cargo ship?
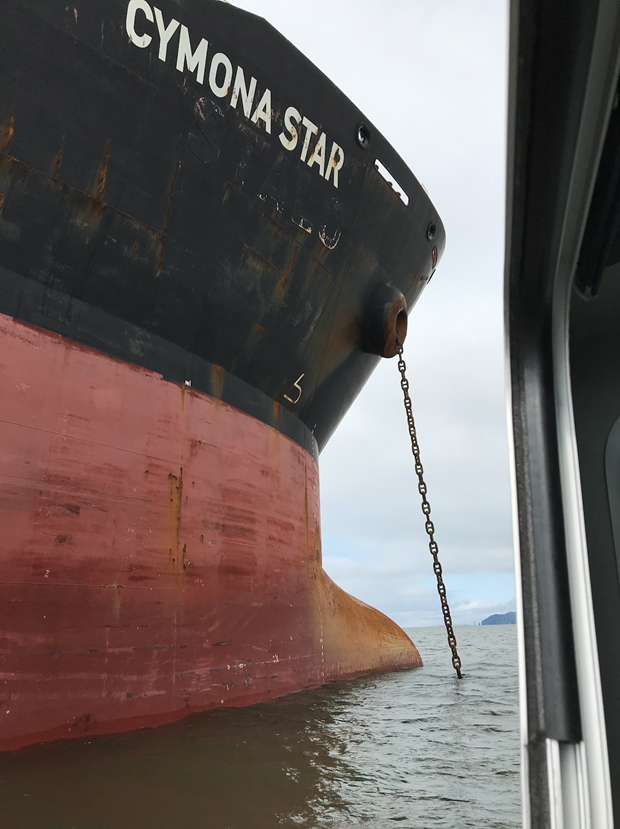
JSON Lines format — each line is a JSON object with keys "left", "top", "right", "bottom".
{"left": 0, "top": 0, "right": 444, "bottom": 750}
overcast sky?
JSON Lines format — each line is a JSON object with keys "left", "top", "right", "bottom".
{"left": 232, "top": 0, "right": 512, "bottom": 627}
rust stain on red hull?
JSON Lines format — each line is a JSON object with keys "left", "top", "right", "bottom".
{"left": 0, "top": 314, "right": 421, "bottom": 752}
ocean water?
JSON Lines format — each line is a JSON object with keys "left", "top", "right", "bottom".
{"left": 0, "top": 625, "right": 520, "bottom": 829}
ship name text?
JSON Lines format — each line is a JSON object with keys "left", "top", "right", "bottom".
{"left": 125, "top": 0, "right": 345, "bottom": 188}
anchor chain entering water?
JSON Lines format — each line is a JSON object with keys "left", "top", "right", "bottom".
{"left": 396, "top": 344, "right": 463, "bottom": 679}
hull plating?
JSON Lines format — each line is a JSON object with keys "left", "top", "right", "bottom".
{"left": 0, "top": 314, "right": 420, "bottom": 751}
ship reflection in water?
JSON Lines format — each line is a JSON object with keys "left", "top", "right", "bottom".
{"left": 0, "top": 627, "right": 519, "bottom": 829}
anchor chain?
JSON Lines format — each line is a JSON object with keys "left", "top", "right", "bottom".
{"left": 396, "top": 344, "right": 463, "bottom": 679}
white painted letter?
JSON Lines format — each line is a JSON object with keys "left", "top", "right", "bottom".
{"left": 209, "top": 53, "right": 233, "bottom": 98}
{"left": 154, "top": 7, "right": 179, "bottom": 62}
{"left": 176, "top": 25, "right": 209, "bottom": 85}
{"left": 308, "top": 131, "right": 327, "bottom": 177}
{"left": 300, "top": 117, "right": 318, "bottom": 163}
{"left": 251, "top": 88, "right": 272, "bottom": 134}
{"left": 325, "top": 142, "right": 344, "bottom": 188}
{"left": 126, "top": 0, "right": 153, "bottom": 48}
{"left": 230, "top": 66, "right": 257, "bottom": 118}
{"left": 279, "top": 106, "right": 301, "bottom": 151}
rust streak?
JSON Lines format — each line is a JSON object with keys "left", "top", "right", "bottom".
{"left": 93, "top": 140, "right": 111, "bottom": 201}
{"left": 256, "top": 206, "right": 295, "bottom": 242}
{"left": 243, "top": 245, "right": 277, "bottom": 273}
{"left": 54, "top": 150, "right": 63, "bottom": 178}
{"left": 167, "top": 469, "right": 183, "bottom": 565}
{"left": 212, "top": 364, "right": 225, "bottom": 399}
{"left": 158, "top": 145, "right": 182, "bottom": 276}
{"left": 276, "top": 249, "right": 298, "bottom": 297}
{"left": 222, "top": 180, "right": 233, "bottom": 203}
{"left": 308, "top": 253, "right": 332, "bottom": 281}
{"left": 0, "top": 111, "right": 14, "bottom": 155}
{"left": 0, "top": 153, "right": 161, "bottom": 240}
{"left": 182, "top": 545, "right": 193, "bottom": 569}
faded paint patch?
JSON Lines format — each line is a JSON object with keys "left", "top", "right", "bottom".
{"left": 189, "top": 438, "right": 202, "bottom": 457}
{"left": 318, "top": 224, "right": 341, "bottom": 250}
{"left": 103, "top": 583, "right": 124, "bottom": 623}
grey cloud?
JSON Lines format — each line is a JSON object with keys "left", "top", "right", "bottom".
{"left": 233, "top": 0, "right": 512, "bottom": 623}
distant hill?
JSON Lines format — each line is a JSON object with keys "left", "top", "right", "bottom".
{"left": 481, "top": 612, "right": 516, "bottom": 626}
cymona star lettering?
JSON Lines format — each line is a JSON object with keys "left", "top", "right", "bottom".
{"left": 125, "top": 0, "right": 345, "bottom": 188}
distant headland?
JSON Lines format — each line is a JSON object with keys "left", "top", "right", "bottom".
{"left": 481, "top": 612, "right": 516, "bottom": 626}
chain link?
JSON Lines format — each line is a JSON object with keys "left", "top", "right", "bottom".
{"left": 396, "top": 344, "right": 463, "bottom": 679}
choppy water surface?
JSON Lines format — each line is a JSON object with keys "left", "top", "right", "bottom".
{"left": 0, "top": 626, "right": 520, "bottom": 828}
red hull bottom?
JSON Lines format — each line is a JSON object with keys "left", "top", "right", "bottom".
{"left": 0, "top": 315, "right": 421, "bottom": 751}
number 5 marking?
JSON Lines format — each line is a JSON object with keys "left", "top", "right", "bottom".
{"left": 284, "top": 374, "right": 305, "bottom": 404}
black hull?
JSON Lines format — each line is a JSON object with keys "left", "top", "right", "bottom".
{"left": 0, "top": 0, "right": 443, "bottom": 450}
